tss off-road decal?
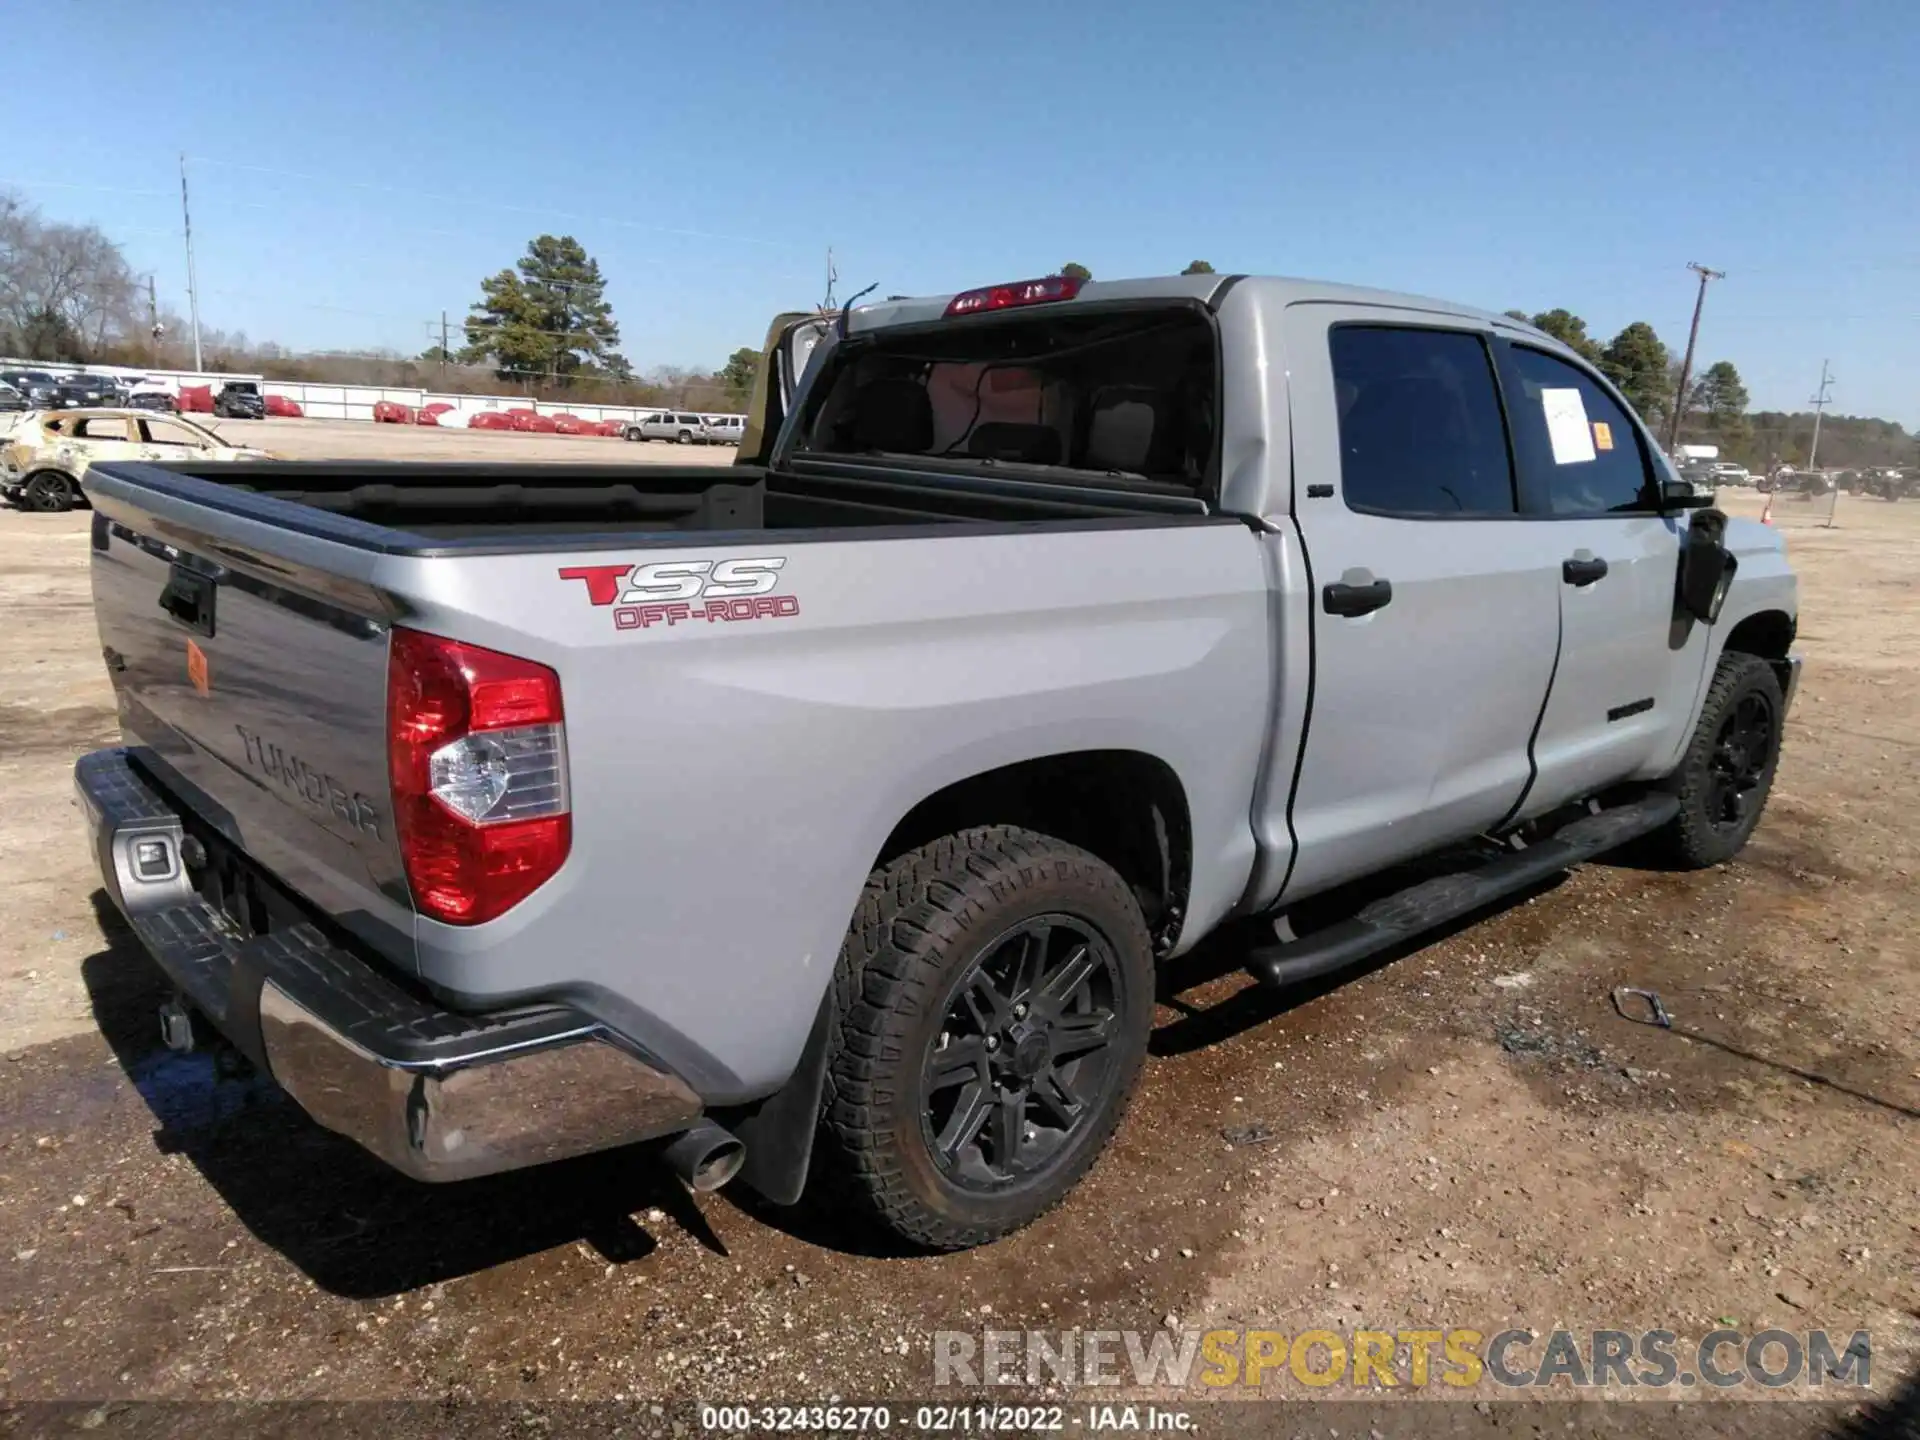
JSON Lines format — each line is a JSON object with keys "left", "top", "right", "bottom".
{"left": 560, "top": 558, "right": 799, "bottom": 631}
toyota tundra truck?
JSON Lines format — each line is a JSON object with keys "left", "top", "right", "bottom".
{"left": 74, "top": 272, "right": 1800, "bottom": 1251}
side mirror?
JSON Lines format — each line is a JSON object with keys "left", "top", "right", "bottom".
{"left": 1662, "top": 477, "right": 1714, "bottom": 510}
{"left": 1679, "top": 508, "right": 1737, "bottom": 623}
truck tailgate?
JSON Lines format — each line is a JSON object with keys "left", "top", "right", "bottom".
{"left": 88, "top": 498, "right": 415, "bottom": 967}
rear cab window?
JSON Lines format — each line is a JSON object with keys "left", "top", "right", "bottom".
{"left": 791, "top": 304, "right": 1218, "bottom": 494}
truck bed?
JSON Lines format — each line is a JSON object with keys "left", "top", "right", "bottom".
{"left": 117, "top": 458, "right": 1206, "bottom": 548}
{"left": 80, "top": 453, "right": 1234, "bottom": 1104}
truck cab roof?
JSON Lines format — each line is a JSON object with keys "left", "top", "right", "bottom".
{"left": 845, "top": 272, "right": 1524, "bottom": 337}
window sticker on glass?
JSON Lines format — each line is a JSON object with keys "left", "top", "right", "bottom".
{"left": 1592, "top": 420, "right": 1614, "bottom": 451}
{"left": 1541, "top": 387, "right": 1597, "bottom": 465}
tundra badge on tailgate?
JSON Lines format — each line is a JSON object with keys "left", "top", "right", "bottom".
{"left": 559, "top": 557, "right": 800, "bottom": 632}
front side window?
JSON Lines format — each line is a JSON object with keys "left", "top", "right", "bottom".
{"left": 1505, "top": 346, "right": 1659, "bottom": 514}
{"left": 1329, "top": 326, "right": 1515, "bottom": 515}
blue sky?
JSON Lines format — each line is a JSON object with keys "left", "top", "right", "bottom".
{"left": 6, "top": 0, "right": 1915, "bottom": 422}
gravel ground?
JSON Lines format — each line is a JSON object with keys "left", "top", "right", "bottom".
{"left": 0, "top": 477, "right": 1913, "bottom": 1434}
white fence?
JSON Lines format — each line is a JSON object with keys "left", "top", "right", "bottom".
{"left": 0, "top": 358, "right": 729, "bottom": 427}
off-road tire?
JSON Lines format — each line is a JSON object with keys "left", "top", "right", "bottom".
{"left": 22, "top": 471, "right": 76, "bottom": 513}
{"left": 1655, "top": 652, "right": 1785, "bottom": 869}
{"left": 816, "top": 826, "right": 1155, "bottom": 1251}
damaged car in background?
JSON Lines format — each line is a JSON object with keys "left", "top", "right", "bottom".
{"left": 2, "top": 409, "right": 272, "bottom": 512}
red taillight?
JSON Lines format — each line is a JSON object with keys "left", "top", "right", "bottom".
{"left": 387, "top": 627, "right": 570, "bottom": 926}
{"left": 944, "top": 274, "right": 1084, "bottom": 318}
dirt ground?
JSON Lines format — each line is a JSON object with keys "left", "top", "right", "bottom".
{"left": 0, "top": 473, "right": 1913, "bottom": 1434}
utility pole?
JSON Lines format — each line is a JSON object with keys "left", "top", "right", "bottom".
{"left": 824, "top": 247, "right": 837, "bottom": 311}
{"left": 1805, "top": 359, "right": 1834, "bottom": 470}
{"left": 179, "top": 154, "right": 204, "bottom": 373}
{"left": 1665, "top": 262, "right": 1724, "bottom": 452}
{"left": 440, "top": 310, "right": 450, "bottom": 385}
{"left": 1804, "top": 359, "right": 1838, "bottom": 531}
{"left": 146, "top": 275, "right": 159, "bottom": 367}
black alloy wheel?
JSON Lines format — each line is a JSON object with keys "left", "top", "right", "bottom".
{"left": 1706, "top": 692, "right": 1775, "bottom": 832}
{"left": 921, "top": 914, "right": 1123, "bottom": 1192}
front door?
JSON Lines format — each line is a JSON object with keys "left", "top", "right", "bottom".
{"left": 1277, "top": 307, "right": 1563, "bottom": 903}
{"left": 1495, "top": 340, "right": 1709, "bottom": 814}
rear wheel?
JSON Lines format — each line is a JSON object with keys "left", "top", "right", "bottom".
{"left": 676, "top": 429, "right": 693, "bottom": 444}
{"left": 816, "top": 826, "right": 1154, "bottom": 1251}
{"left": 1654, "top": 652, "right": 1785, "bottom": 868}
{"left": 22, "top": 471, "right": 76, "bottom": 513}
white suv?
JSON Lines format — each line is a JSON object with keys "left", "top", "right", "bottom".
{"left": 622, "top": 411, "right": 709, "bottom": 444}
{"left": 703, "top": 415, "right": 745, "bottom": 445}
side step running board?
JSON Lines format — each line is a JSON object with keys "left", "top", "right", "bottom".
{"left": 1245, "top": 792, "right": 1680, "bottom": 990}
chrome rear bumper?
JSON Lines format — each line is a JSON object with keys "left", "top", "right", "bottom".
{"left": 76, "top": 746, "right": 703, "bottom": 1182}
{"left": 1782, "top": 652, "right": 1804, "bottom": 717}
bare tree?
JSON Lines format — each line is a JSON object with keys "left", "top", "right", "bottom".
{"left": 0, "top": 189, "right": 142, "bottom": 357}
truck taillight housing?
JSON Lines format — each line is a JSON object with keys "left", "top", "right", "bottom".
{"left": 387, "top": 627, "right": 571, "bottom": 925}
{"left": 944, "top": 274, "right": 1084, "bottom": 317}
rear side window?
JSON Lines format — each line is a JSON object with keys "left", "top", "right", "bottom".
{"left": 1329, "top": 327, "right": 1515, "bottom": 516}
{"left": 1505, "top": 347, "right": 1659, "bottom": 514}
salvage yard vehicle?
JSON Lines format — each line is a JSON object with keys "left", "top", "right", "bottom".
{"left": 212, "top": 381, "right": 266, "bottom": 419}
{"left": 621, "top": 410, "right": 709, "bottom": 443}
{"left": 2, "top": 408, "right": 271, "bottom": 511}
{"left": 1861, "top": 467, "right": 1916, "bottom": 501}
{"left": 73, "top": 272, "right": 1800, "bottom": 1251}
{"left": 125, "top": 389, "right": 180, "bottom": 414}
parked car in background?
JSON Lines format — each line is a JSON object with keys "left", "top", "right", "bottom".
{"left": 64, "top": 373, "right": 129, "bottom": 406}
{"left": 1766, "top": 468, "right": 1832, "bottom": 497}
{"left": 703, "top": 414, "right": 745, "bottom": 445}
{"left": 1708, "top": 463, "right": 1750, "bottom": 487}
{"left": 0, "top": 381, "right": 27, "bottom": 414}
{"left": 621, "top": 410, "right": 709, "bottom": 443}
{"left": 1862, "top": 468, "right": 1916, "bottom": 501}
{"left": 126, "top": 389, "right": 180, "bottom": 414}
{"left": 1, "top": 408, "right": 273, "bottom": 511}
{"left": 213, "top": 381, "right": 266, "bottom": 419}
{"left": 0, "top": 370, "right": 61, "bottom": 408}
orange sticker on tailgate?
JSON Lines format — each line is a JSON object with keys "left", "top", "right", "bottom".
{"left": 186, "top": 639, "right": 209, "bottom": 696}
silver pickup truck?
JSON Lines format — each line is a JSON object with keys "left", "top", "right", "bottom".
{"left": 75, "top": 273, "right": 1799, "bottom": 1251}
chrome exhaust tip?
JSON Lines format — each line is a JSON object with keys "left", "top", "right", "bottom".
{"left": 662, "top": 1120, "right": 746, "bottom": 1192}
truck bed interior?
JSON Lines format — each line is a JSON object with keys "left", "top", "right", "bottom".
{"left": 126, "top": 455, "right": 1209, "bottom": 545}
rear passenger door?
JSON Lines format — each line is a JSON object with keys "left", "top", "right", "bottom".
{"left": 1496, "top": 341, "right": 1708, "bottom": 813}
{"left": 1278, "top": 308, "right": 1563, "bottom": 901}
